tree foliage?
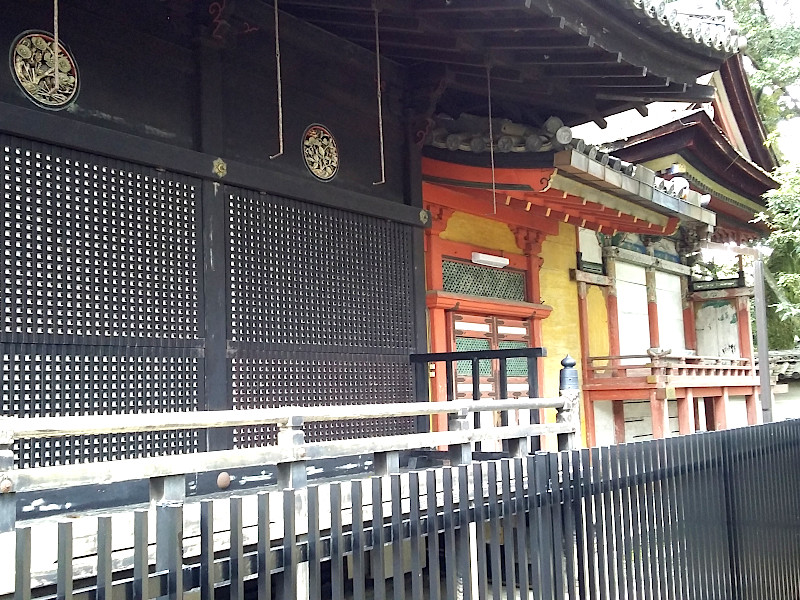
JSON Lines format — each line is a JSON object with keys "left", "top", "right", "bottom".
{"left": 722, "top": 0, "right": 800, "bottom": 129}
{"left": 759, "top": 166, "right": 800, "bottom": 348}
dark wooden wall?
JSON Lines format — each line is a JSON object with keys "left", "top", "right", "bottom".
{"left": 0, "top": 0, "right": 413, "bottom": 206}
{"left": 0, "top": 1, "right": 429, "bottom": 467}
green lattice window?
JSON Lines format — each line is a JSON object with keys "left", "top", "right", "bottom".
{"left": 442, "top": 260, "right": 525, "bottom": 301}
{"left": 499, "top": 340, "right": 528, "bottom": 377}
{"left": 455, "top": 337, "right": 492, "bottom": 376}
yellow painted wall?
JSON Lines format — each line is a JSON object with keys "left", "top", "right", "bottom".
{"left": 586, "top": 286, "right": 609, "bottom": 358}
{"left": 439, "top": 212, "right": 523, "bottom": 254}
{"left": 540, "top": 222, "right": 581, "bottom": 400}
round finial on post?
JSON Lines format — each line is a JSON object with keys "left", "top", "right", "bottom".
{"left": 559, "top": 354, "right": 579, "bottom": 391}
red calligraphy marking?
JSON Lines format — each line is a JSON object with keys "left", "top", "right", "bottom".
{"left": 209, "top": 0, "right": 227, "bottom": 41}
{"left": 242, "top": 22, "right": 260, "bottom": 34}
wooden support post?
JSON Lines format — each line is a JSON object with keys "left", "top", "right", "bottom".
{"left": 714, "top": 389, "right": 729, "bottom": 431}
{"left": 682, "top": 276, "right": 697, "bottom": 351}
{"left": 704, "top": 397, "right": 716, "bottom": 431}
{"left": 277, "top": 416, "right": 307, "bottom": 490}
{"left": 645, "top": 267, "right": 660, "bottom": 348}
{"left": 429, "top": 307, "right": 451, "bottom": 433}
{"left": 374, "top": 451, "right": 400, "bottom": 476}
{"left": 678, "top": 388, "right": 696, "bottom": 435}
{"left": 576, "top": 281, "right": 596, "bottom": 446}
{"left": 150, "top": 475, "right": 186, "bottom": 505}
{"left": 745, "top": 391, "right": 762, "bottom": 426}
{"left": 650, "top": 389, "right": 668, "bottom": 439}
{"left": 612, "top": 401, "right": 626, "bottom": 444}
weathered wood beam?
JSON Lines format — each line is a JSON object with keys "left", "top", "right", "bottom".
{"left": 514, "top": 50, "right": 623, "bottom": 65}
{"left": 451, "top": 15, "right": 566, "bottom": 33}
{"left": 415, "top": 0, "right": 525, "bottom": 14}
{"left": 543, "top": 64, "right": 648, "bottom": 78}
{"left": 484, "top": 34, "right": 596, "bottom": 52}
{"left": 284, "top": 9, "right": 421, "bottom": 32}
{"left": 584, "top": 77, "right": 672, "bottom": 88}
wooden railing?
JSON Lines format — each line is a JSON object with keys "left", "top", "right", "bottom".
{"left": 0, "top": 377, "right": 581, "bottom": 534}
{"left": 586, "top": 354, "right": 755, "bottom": 381}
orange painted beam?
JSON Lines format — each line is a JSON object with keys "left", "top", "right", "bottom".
{"left": 713, "top": 389, "right": 729, "bottom": 430}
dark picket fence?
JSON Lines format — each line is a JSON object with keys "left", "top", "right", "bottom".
{"left": 6, "top": 419, "right": 800, "bottom": 600}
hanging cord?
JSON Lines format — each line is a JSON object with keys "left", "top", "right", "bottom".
{"left": 269, "top": 0, "right": 284, "bottom": 159}
{"left": 53, "top": 0, "right": 59, "bottom": 91}
{"left": 486, "top": 63, "right": 497, "bottom": 214}
{"left": 372, "top": 4, "right": 386, "bottom": 185}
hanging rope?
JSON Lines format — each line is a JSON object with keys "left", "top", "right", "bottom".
{"left": 53, "top": 0, "right": 59, "bottom": 91}
{"left": 486, "top": 63, "right": 497, "bottom": 214}
{"left": 372, "top": 4, "right": 386, "bottom": 185}
{"left": 269, "top": 0, "right": 284, "bottom": 159}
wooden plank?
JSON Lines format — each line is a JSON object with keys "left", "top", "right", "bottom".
{"left": 9, "top": 423, "right": 575, "bottom": 494}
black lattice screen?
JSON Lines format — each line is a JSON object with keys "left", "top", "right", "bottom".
{"left": 1, "top": 135, "right": 203, "bottom": 467}
{"left": 228, "top": 188, "right": 416, "bottom": 445}
{"left": 1, "top": 134, "right": 419, "bottom": 467}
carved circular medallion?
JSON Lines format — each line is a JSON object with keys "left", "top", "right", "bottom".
{"left": 302, "top": 124, "right": 339, "bottom": 181}
{"left": 10, "top": 31, "right": 79, "bottom": 110}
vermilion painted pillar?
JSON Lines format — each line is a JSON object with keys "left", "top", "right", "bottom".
{"left": 576, "top": 281, "right": 597, "bottom": 446}
{"left": 713, "top": 388, "right": 729, "bottom": 431}
{"left": 678, "top": 388, "right": 696, "bottom": 434}
{"left": 682, "top": 277, "right": 697, "bottom": 351}
{"left": 604, "top": 258, "right": 625, "bottom": 444}
{"left": 645, "top": 267, "right": 659, "bottom": 348}
{"left": 650, "top": 389, "right": 668, "bottom": 439}
{"left": 735, "top": 295, "right": 763, "bottom": 425}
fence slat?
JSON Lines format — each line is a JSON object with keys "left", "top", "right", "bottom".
{"left": 308, "top": 486, "right": 322, "bottom": 599}
{"left": 257, "top": 492, "right": 272, "bottom": 600}
{"left": 96, "top": 516, "right": 113, "bottom": 600}
{"left": 390, "top": 474, "right": 406, "bottom": 600}
{"left": 371, "top": 477, "right": 387, "bottom": 600}
{"left": 513, "top": 458, "right": 530, "bottom": 600}
{"left": 548, "top": 453, "right": 565, "bottom": 600}
{"left": 426, "top": 469, "right": 442, "bottom": 600}
{"left": 156, "top": 503, "right": 183, "bottom": 600}
{"left": 456, "top": 464, "right": 473, "bottom": 600}
{"left": 230, "top": 496, "right": 244, "bottom": 600}
{"left": 500, "top": 460, "right": 516, "bottom": 600}
{"left": 200, "top": 500, "right": 214, "bottom": 600}
{"left": 442, "top": 468, "right": 458, "bottom": 600}
{"left": 330, "top": 483, "right": 345, "bottom": 600}
{"left": 15, "top": 526, "right": 31, "bottom": 600}
{"left": 282, "top": 490, "right": 297, "bottom": 600}
{"left": 133, "top": 509, "right": 149, "bottom": 600}
{"left": 473, "top": 462, "right": 489, "bottom": 600}
{"left": 351, "top": 479, "right": 366, "bottom": 600}
{"left": 409, "top": 472, "right": 424, "bottom": 600}
{"left": 57, "top": 521, "right": 73, "bottom": 600}
{"left": 486, "top": 462, "right": 503, "bottom": 600}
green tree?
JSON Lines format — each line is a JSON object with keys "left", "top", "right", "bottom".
{"left": 759, "top": 166, "right": 800, "bottom": 348}
{"left": 722, "top": 0, "right": 800, "bottom": 129}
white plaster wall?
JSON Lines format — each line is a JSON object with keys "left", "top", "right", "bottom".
{"left": 578, "top": 228, "right": 603, "bottom": 264}
{"left": 622, "top": 399, "right": 679, "bottom": 442}
{"left": 655, "top": 271, "right": 686, "bottom": 354}
{"left": 616, "top": 262, "right": 649, "bottom": 356}
{"left": 773, "top": 382, "right": 800, "bottom": 421}
{"left": 728, "top": 395, "right": 749, "bottom": 428}
{"left": 593, "top": 400, "right": 616, "bottom": 446}
{"left": 695, "top": 299, "right": 740, "bottom": 357}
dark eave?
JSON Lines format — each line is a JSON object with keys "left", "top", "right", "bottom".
{"left": 277, "top": 0, "right": 737, "bottom": 125}
{"left": 719, "top": 54, "right": 778, "bottom": 172}
{"left": 604, "top": 111, "right": 776, "bottom": 201}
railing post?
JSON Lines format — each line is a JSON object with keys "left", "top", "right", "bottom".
{"left": 150, "top": 475, "right": 186, "bottom": 504}
{"left": 277, "top": 416, "right": 310, "bottom": 600}
{"left": 0, "top": 421, "right": 15, "bottom": 533}
{"left": 449, "top": 407, "right": 473, "bottom": 466}
{"left": 557, "top": 355, "right": 581, "bottom": 451}
{"left": 277, "top": 415, "right": 307, "bottom": 490}
{"left": 374, "top": 450, "right": 400, "bottom": 475}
